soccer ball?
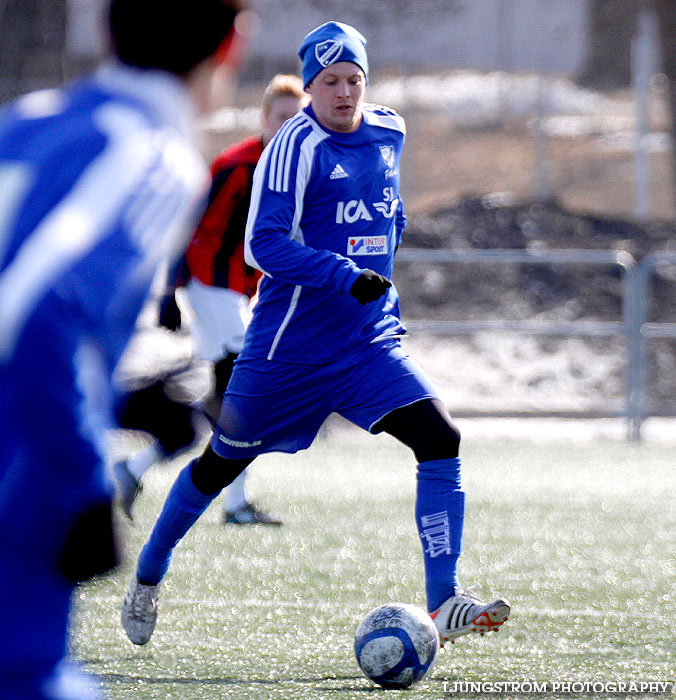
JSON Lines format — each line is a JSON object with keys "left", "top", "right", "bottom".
{"left": 354, "top": 602, "right": 440, "bottom": 689}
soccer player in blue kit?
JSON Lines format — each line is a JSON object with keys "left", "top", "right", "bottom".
{"left": 122, "top": 21, "right": 511, "bottom": 649}
{"left": 0, "top": 1, "right": 246, "bottom": 698}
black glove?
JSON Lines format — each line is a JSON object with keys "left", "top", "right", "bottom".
{"left": 58, "top": 499, "right": 121, "bottom": 583}
{"left": 116, "top": 380, "right": 196, "bottom": 457}
{"left": 350, "top": 270, "right": 392, "bottom": 305}
{"left": 158, "top": 292, "right": 182, "bottom": 331}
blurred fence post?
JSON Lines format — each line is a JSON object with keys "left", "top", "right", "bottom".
{"left": 66, "top": 0, "right": 106, "bottom": 58}
{"left": 534, "top": 74, "right": 553, "bottom": 201}
{"left": 631, "top": 251, "right": 676, "bottom": 440}
{"left": 632, "top": 2, "right": 658, "bottom": 220}
{"left": 394, "top": 248, "right": 641, "bottom": 439}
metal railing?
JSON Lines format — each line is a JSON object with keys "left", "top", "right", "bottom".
{"left": 631, "top": 251, "right": 676, "bottom": 440}
{"left": 394, "top": 248, "right": 646, "bottom": 440}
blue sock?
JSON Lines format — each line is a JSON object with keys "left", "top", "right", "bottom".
{"left": 137, "top": 461, "right": 219, "bottom": 585}
{"left": 415, "top": 457, "right": 465, "bottom": 612}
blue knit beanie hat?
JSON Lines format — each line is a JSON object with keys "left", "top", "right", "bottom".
{"left": 298, "top": 21, "right": 368, "bottom": 88}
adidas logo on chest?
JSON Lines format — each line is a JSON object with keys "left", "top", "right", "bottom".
{"left": 330, "top": 163, "right": 349, "bottom": 180}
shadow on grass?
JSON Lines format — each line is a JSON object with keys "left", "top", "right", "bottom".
{"left": 96, "top": 671, "right": 460, "bottom": 694}
{"left": 98, "top": 672, "right": 365, "bottom": 686}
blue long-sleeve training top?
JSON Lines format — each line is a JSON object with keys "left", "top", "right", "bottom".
{"left": 243, "top": 101, "right": 408, "bottom": 363}
{"left": 0, "top": 60, "right": 207, "bottom": 511}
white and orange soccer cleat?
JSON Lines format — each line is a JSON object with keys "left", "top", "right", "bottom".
{"left": 430, "top": 586, "right": 510, "bottom": 646}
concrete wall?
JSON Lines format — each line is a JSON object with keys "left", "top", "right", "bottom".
{"left": 247, "top": 0, "right": 589, "bottom": 77}
{"left": 61, "top": 0, "right": 591, "bottom": 84}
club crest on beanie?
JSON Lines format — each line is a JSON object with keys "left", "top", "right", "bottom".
{"left": 298, "top": 21, "right": 368, "bottom": 88}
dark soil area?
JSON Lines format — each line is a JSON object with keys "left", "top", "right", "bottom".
{"left": 396, "top": 196, "right": 676, "bottom": 406}
{"left": 401, "top": 195, "right": 676, "bottom": 322}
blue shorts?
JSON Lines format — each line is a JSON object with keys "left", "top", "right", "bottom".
{"left": 211, "top": 340, "right": 440, "bottom": 459}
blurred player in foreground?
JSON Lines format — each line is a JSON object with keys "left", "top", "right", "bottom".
{"left": 114, "top": 74, "right": 307, "bottom": 525}
{"left": 122, "top": 21, "right": 510, "bottom": 650}
{"left": 0, "top": 0, "right": 246, "bottom": 697}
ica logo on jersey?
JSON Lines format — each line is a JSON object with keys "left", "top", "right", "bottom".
{"left": 335, "top": 199, "right": 373, "bottom": 224}
{"left": 336, "top": 188, "right": 399, "bottom": 224}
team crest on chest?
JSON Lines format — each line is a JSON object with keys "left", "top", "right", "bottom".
{"left": 315, "top": 40, "right": 343, "bottom": 67}
{"left": 379, "top": 145, "right": 397, "bottom": 178}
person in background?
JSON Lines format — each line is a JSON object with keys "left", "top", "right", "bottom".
{"left": 121, "top": 20, "right": 510, "bottom": 653}
{"left": 114, "top": 73, "right": 307, "bottom": 525}
{"left": 0, "top": 0, "right": 246, "bottom": 697}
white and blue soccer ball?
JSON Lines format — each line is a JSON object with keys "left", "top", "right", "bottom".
{"left": 354, "top": 602, "right": 440, "bottom": 689}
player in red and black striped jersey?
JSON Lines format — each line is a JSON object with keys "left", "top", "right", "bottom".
{"left": 186, "top": 135, "right": 263, "bottom": 296}
{"left": 114, "top": 74, "right": 306, "bottom": 524}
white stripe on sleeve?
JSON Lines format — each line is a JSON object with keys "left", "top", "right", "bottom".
{"left": 0, "top": 103, "right": 180, "bottom": 361}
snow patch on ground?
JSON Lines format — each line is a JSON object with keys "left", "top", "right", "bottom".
{"left": 118, "top": 302, "right": 676, "bottom": 445}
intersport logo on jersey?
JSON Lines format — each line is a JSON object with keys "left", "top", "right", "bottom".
{"left": 347, "top": 236, "right": 389, "bottom": 255}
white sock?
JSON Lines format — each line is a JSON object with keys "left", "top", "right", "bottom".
{"left": 126, "top": 442, "right": 163, "bottom": 481}
{"left": 224, "top": 469, "right": 248, "bottom": 512}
